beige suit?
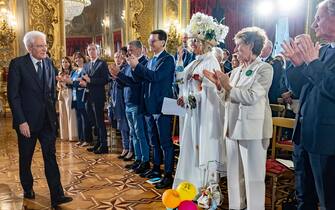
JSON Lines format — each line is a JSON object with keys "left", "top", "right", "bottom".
{"left": 219, "top": 58, "right": 273, "bottom": 210}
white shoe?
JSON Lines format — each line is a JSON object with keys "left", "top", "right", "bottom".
{"left": 75, "top": 142, "right": 82, "bottom": 146}
{"left": 80, "top": 142, "right": 89, "bottom": 147}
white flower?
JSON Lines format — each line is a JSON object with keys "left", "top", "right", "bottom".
{"left": 186, "top": 12, "right": 229, "bottom": 46}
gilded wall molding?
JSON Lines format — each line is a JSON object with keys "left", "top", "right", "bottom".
{"left": 28, "top": 0, "right": 64, "bottom": 66}
{"left": 126, "top": 0, "right": 154, "bottom": 47}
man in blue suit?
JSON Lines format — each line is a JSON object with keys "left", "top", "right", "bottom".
{"left": 80, "top": 43, "right": 109, "bottom": 154}
{"left": 282, "top": 1, "right": 335, "bottom": 209}
{"left": 7, "top": 31, "right": 72, "bottom": 207}
{"left": 127, "top": 30, "right": 175, "bottom": 189}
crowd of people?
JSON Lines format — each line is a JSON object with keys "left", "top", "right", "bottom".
{"left": 7, "top": 0, "right": 335, "bottom": 209}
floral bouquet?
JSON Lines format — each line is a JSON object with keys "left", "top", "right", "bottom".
{"left": 186, "top": 12, "right": 229, "bottom": 46}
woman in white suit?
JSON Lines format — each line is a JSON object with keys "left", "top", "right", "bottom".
{"left": 204, "top": 27, "right": 273, "bottom": 210}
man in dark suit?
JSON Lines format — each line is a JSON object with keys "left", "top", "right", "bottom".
{"left": 174, "top": 33, "right": 195, "bottom": 68}
{"left": 80, "top": 43, "right": 109, "bottom": 154}
{"left": 282, "top": 1, "right": 335, "bottom": 209}
{"left": 260, "top": 40, "right": 284, "bottom": 104}
{"left": 127, "top": 30, "right": 175, "bottom": 189}
{"left": 7, "top": 31, "right": 72, "bottom": 208}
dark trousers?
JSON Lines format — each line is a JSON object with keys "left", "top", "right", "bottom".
{"left": 17, "top": 122, "right": 64, "bottom": 201}
{"left": 75, "top": 106, "right": 90, "bottom": 142}
{"left": 86, "top": 100, "right": 107, "bottom": 147}
{"left": 145, "top": 114, "right": 174, "bottom": 174}
{"left": 293, "top": 143, "right": 335, "bottom": 210}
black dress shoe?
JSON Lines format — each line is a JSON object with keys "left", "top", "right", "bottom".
{"left": 87, "top": 145, "right": 100, "bottom": 152}
{"left": 140, "top": 169, "right": 161, "bottom": 178}
{"left": 155, "top": 176, "right": 173, "bottom": 189}
{"left": 23, "top": 190, "right": 35, "bottom": 199}
{"left": 125, "top": 160, "right": 141, "bottom": 169}
{"left": 51, "top": 196, "right": 73, "bottom": 207}
{"left": 94, "top": 146, "right": 109, "bottom": 154}
{"left": 117, "top": 151, "right": 128, "bottom": 159}
{"left": 134, "top": 161, "right": 150, "bottom": 174}
{"left": 123, "top": 153, "right": 134, "bottom": 161}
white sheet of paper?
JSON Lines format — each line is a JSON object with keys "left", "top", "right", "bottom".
{"left": 161, "top": 97, "right": 186, "bottom": 116}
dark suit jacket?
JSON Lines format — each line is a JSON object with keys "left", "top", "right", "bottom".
{"left": 7, "top": 54, "right": 57, "bottom": 132}
{"left": 133, "top": 50, "right": 175, "bottom": 114}
{"left": 174, "top": 48, "right": 195, "bottom": 68}
{"left": 82, "top": 58, "right": 109, "bottom": 103}
{"left": 222, "top": 60, "right": 232, "bottom": 73}
{"left": 287, "top": 45, "right": 335, "bottom": 155}
{"left": 116, "top": 56, "right": 148, "bottom": 113}
{"left": 266, "top": 56, "right": 285, "bottom": 104}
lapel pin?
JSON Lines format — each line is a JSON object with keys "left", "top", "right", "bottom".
{"left": 245, "top": 70, "right": 253, "bottom": 76}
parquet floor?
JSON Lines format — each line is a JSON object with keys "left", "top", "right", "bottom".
{"left": 0, "top": 117, "right": 168, "bottom": 210}
{"left": 0, "top": 115, "right": 293, "bottom": 210}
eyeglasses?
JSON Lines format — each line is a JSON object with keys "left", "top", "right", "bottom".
{"left": 148, "top": 39, "right": 160, "bottom": 44}
{"left": 33, "top": 44, "right": 48, "bottom": 49}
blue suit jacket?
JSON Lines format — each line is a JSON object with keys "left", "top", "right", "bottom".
{"left": 7, "top": 54, "right": 57, "bottom": 132}
{"left": 287, "top": 45, "right": 335, "bottom": 155}
{"left": 133, "top": 50, "right": 175, "bottom": 114}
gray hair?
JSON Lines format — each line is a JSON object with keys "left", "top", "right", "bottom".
{"left": 87, "top": 43, "right": 101, "bottom": 55}
{"left": 319, "top": 0, "right": 335, "bottom": 16}
{"left": 265, "top": 40, "right": 273, "bottom": 49}
{"left": 128, "top": 40, "right": 143, "bottom": 49}
{"left": 23, "top": 31, "right": 46, "bottom": 51}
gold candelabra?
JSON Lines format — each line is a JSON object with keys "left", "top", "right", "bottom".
{"left": 166, "top": 23, "right": 181, "bottom": 55}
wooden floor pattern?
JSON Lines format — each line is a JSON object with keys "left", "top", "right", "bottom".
{"left": 0, "top": 117, "right": 168, "bottom": 210}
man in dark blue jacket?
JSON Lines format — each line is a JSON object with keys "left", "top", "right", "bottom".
{"left": 127, "top": 30, "right": 175, "bottom": 189}
{"left": 80, "top": 43, "right": 109, "bottom": 154}
{"left": 282, "top": 1, "right": 335, "bottom": 209}
{"left": 7, "top": 31, "right": 72, "bottom": 207}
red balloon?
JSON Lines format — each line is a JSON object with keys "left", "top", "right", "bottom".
{"left": 179, "top": 200, "right": 198, "bottom": 210}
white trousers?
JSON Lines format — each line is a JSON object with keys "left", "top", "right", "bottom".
{"left": 226, "top": 138, "right": 269, "bottom": 210}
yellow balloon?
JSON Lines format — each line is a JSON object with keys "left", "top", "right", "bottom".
{"left": 176, "top": 181, "right": 197, "bottom": 201}
{"left": 162, "top": 189, "right": 181, "bottom": 208}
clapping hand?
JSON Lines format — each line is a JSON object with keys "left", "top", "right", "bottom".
{"left": 295, "top": 34, "right": 320, "bottom": 64}
{"left": 79, "top": 78, "right": 87, "bottom": 87}
{"left": 82, "top": 74, "right": 91, "bottom": 83}
{"left": 215, "top": 70, "right": 231, "bottom": 91}
{"left": 177, "top": 46, "right": 184, "bottom": 62}
{"left": 109, "top": 63, "right": 120, "bottom": 78}
{"left": 126, "top": 54, "right": 139, "bottom": 69}
{"left": 281, "top": 38, "right": 304, "bottom": 67}
{"left": 203, "top": 69, "right": 221, "bottom": 90}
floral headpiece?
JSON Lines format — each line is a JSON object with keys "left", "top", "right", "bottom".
{"left": 186, "top": 12, "right": 229, "bottom": 46}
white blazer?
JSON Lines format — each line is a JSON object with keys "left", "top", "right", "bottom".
{"left": 221, "top": 58, "right": 273, "bottom": 140}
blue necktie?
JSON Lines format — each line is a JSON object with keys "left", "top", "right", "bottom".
{"left": 150, "top": 57, "right": 157, "bottom": 70}
{"left": 36, "top": 61, "right": 43, "bottom": 81}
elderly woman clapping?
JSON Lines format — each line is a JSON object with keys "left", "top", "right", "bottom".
{"left": 204, "top": 27, "right": 273, "bottom": 210}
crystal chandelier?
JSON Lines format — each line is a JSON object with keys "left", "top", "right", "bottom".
{"left": 64, "top": 0, "right": 91, "bottom": 25}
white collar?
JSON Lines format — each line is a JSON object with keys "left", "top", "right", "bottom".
{"left": 330, "top": 43, "right": 335, "bottom": 48}
{"left": 30, "top": 54, "right": 42, "bottom": 65}
{"left": 153, "top": 50, "right": 164, "bottom": 58}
